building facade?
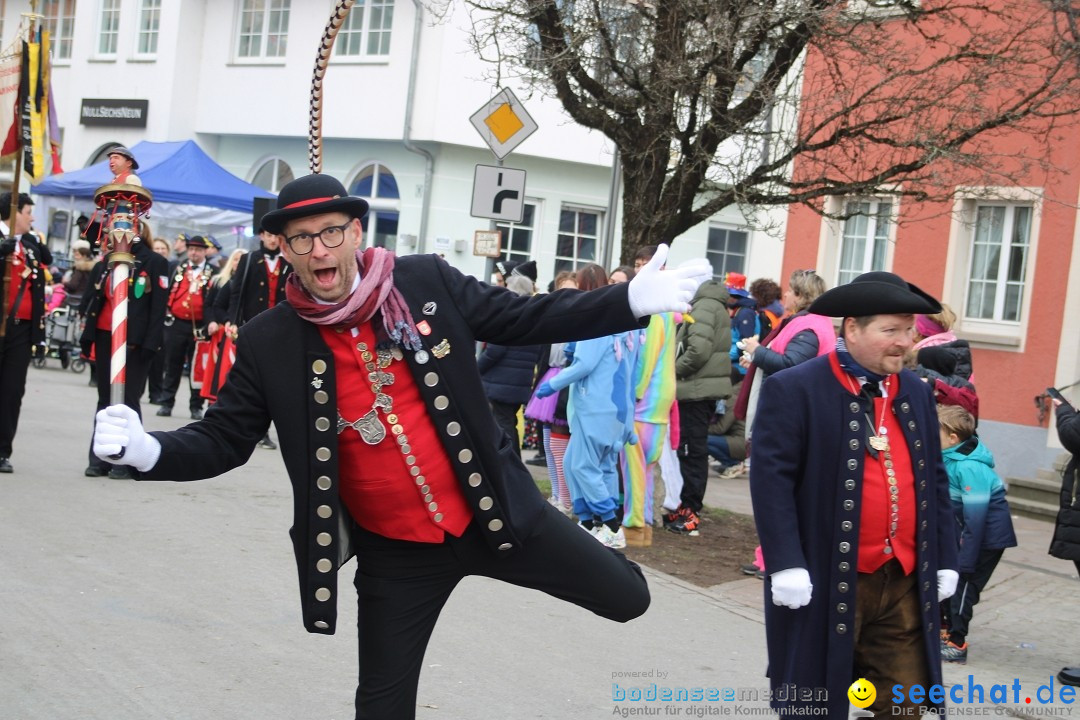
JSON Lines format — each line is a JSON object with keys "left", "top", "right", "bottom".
{"left": 18, "top": 0, "right": 786, "bottom": 291}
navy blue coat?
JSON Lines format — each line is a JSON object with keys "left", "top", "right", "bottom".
{"left": 478, "top": 342, "right": 542, "bottom": 404}
{"left": 750, "top": 355, "right": 958, "bottom": 717}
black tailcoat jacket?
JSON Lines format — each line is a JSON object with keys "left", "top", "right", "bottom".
{"left": 750, "top": 355, "right": 958, "bottom": 718}
{"left": 0, "top": 231, "right": 52, "bottom": 348}
{"left": 227, "top": 249, "right": 291, "bottom": 326}
{"left": 80, "top": 242, "right": 170, "bottom": 353}
{"left": 140, "top": 254, "right": 646, "bottom": 634}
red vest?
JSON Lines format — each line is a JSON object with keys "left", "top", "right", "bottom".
{"left": 5, "top": 243, "right": 33, "bottom": 321}
{"left": 96, "top": 272, "right": 116, "bottom": 331}
{"left": 169, "top": 265, "right": 206, "bottom": 321}
{"left": 320, "top": 323, "right": 472, "bottom": 543}
{"left": 828, "top": 354, "right": 917, "bottom": 574}
{"left": 265, "top": 258, "right": 281, "bottom": 309}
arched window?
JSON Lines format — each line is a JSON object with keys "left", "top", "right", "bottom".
{"left": 251, "top": 157, "right": 295, "bottom": 194}
{"left": 349, "top": 162, "right": 400, "bottom": 250}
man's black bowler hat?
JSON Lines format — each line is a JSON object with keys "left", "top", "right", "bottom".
{"left": 108, "top": 145, "right": 139, "bottom": 170}
{"left": 808, "top": 271, "right": 941, "bottom": 318}
{"left": 185, "top": 235, "right": 212, "bottom": 249}
{"left": 260, "top": 174, "right": 369, "bottom": 235}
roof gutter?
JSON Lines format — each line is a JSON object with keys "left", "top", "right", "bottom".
{"left": 403, "top": 0, "right": 435, "bottom": 255}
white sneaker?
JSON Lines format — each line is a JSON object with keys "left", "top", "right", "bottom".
{"left": 547, "top": 496, "right": 561, "bottom": 508}
{"left": 720, "top": 462, "right": 748, "bottom": 479}
{"left": 594, "top": 525, "right": 627, "bottom": 549}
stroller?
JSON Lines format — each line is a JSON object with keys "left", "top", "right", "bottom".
{"left": 32, "top": 294, "right": 87, "bottom": 373}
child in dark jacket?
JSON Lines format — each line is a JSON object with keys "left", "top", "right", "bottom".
{"left": 937, "top": 404, "right": 1018, "bottom": 664}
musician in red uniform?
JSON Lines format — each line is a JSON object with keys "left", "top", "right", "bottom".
{"left": 0, "top": 192, "right": 49, "bottom": 474}
{"left": 80, "top": 227, "right": 168, "bottom": 478}
{"left": 224, "top": 220, "right": 291, "bottom": 449}
{"left": 156, "top": 235, "right": 215, "bottom": 420}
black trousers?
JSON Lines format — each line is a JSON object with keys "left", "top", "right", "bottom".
{"left": 350, "top": 504, "right": 650, "bottom": 719}
{"left": 0, "top": 319, "right": 32, "bottom": 458}
{"left": 489, "top": 400, "right": 522, "bottom": 452}
{"left": 677, "top": 398, "right": 714, "bottom": 512}
{"left": 87, "top": 331, "right": 154, "bottom": 471}
{"left": 942, "top": 548, "right": 1004, "bottom": 644}
{"left": 159, "top": 321, "right": 203, "bottom": 412}
{"left": 146, "top": 344, "right": 165, "bottom": 401}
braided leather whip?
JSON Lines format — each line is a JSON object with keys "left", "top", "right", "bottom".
{"left": 309, "top": 0, "right": 357, "bottom": 174}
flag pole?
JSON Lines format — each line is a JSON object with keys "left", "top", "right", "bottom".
{"left": 0, "top": 1, "right": 37, "bottom": 340}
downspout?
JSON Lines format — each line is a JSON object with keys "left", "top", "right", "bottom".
{"left": 403, "top": 0, "right": 435, "bottom": 255}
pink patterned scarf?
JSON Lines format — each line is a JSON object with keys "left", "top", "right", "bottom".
{"left": 285, "top": 247, "right": 423, "bottom": 350}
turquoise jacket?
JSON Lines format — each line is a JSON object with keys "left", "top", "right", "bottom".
{"left": 942, "top": 437, "right": 1018, "bottom": 572}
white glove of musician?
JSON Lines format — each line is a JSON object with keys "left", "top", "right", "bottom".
{"left": 937, "top": 569, "right": 959, "bottom": 602}
{"left": 770, "top": 567, "right": 813, "bottom": 609}
{"left": 93, "top": 404, "right": 162, "bottom": 473}
{"left": 626, "top": 244, "right": 713, "bottom": 317}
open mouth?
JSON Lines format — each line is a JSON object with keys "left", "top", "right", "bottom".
{"left": 313, "top": 267, "right": 337, "bottom": 286}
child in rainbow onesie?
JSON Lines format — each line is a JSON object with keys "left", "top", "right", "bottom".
{"left": 538, "top": 330, "right": 639, "bottom": 548}
{"left": 619, "top": 312, "right": 678, "bottom": 546}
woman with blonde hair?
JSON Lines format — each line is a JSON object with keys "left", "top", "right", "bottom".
{"left": 913, "top": 302, "right": 974, "bottom": 383}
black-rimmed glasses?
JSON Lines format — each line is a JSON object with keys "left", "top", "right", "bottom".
{"left": 283, "top": 220, "right": 352, "bottom": 255}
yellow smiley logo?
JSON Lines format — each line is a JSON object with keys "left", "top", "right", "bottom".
{"left": 848, "top": 678, "right": 876, "bottom": 709}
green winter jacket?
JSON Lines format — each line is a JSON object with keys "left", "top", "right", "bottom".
{"left": 675, "top": 279, "right": 732, "bottom": 401}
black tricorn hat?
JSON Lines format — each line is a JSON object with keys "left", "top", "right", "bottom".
{"left": 496, "top": 259, "right": 538, "bottom": 282}
{"left": 260, "top": 173, "right": 369, "bottom": 235}
{"left": 108, "top": 145, "right": 139, "bottom": 170}
{"left": 807, "top": 271, "right": 941, "bottom": 318}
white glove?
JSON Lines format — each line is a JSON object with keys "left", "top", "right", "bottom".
{"left": 770, "top": 567, "right": 813, "bottom": 609}
{"left": 626, "top": 244, "right": 713, "bottom": 317}
{"left": 93, "top": 404, "right": 162, "bottom": 473}
{"left": 937, "top": 569, "right": 959, "bottom": 602}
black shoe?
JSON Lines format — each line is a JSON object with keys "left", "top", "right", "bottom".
{"left": 1059, "top": 668, "right": 1080, "bottom": 687}
{"left": 0, "top": 457, "right": 12, "bottom": 473}
{"left": 108, "top": 466, "right": 133, "bottom": 480}
{"left": 525, "top": 455, "right": 547, "bottom": 467}
{"left": 147, "top": 396, "right": 164, "bottom": 406}
{"left": 156, "top": 406, "right": 172, "bottom": 417}
{"left": 741, "top": 563, "right": 762, "bottom": 576}
{"left": 258, "top": 435, "right": 277, "bottom": 450}
{"left": 190, "top": 409, "right": 203, "bottom": 420}
{"left": 84, "top": 465, "right": 109, "bottom": 477}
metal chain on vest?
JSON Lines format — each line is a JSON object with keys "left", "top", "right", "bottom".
{"left": 308, "top": 0, "right": 357, "bottom": 174}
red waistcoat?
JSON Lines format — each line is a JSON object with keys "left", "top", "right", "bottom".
{"left": 320, "top": 323, "right": 472, "bottom": 542}
{"left": 828, "top": 355, "right": 917, "bottom": 574}
{"left": 5, "top": 243, "right": 33, "bottom": 321}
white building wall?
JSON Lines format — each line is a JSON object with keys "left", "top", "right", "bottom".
{"left": 23, "top": 0, "right": 786, "bottom": 287}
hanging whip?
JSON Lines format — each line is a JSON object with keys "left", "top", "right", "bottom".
{"left": 308, "top": 0, "right": 357, "bottom": 174}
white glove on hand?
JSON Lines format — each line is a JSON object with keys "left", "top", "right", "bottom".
{"left": 937, "top": 569, "right": 959, "bottom": 602}
{"left": 770, "top": 567, "right": 813, "bottom": 609}
{"left": 93, "top": 404, "right": 162, "bottom": 473}
{"left": 626, "top": 244, "right": 713, "bottom": 318}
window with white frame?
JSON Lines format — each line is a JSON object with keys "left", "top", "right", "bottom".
{"left": 97, "top": 0, "right": 120, "bottom": 57}
{"left": 251, "top": 157, "right": 294, "bottom": 194}
{"left": 706, "top": 225, "right": 748, "bottom": 278}
{"left": 350, "top": 163, "right": 400, "bottom": 251}
{"left": 135, "top": 0, "right": 161, "bottom": 56}
{"left": 837, "top": 198, "right": 892, "bottom": 286}
{"left": 43, "top": 0, "right": 77, "bottom": 61}
{"left": 965, "top": 204, "right": 1031, "bottom": 323}
{"left": 554, "top": 206, "right": 602, "bottom": 275}
{"left": 335, "top": 0, "right": 394, "bottom": 58}
{"left": 237, "top": 0, "right": 290, "bottom": 60}
{"left": 495, "top": 202, "right": 537, "bottom": 267}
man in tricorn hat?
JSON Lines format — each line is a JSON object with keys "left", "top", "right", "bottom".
{"left": 92, "top": 172, "right": 712, "bottom": 718}
{"left": 749, "top": 271, "right": 959, "bottom": 718}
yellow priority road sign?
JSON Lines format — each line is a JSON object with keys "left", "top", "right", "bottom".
{"left": 469, "top": 87, "right": 538, "bottom": 160}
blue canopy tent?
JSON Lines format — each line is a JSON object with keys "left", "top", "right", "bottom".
{"left": 31, "top": 140, "right": 275, "bottom": 252}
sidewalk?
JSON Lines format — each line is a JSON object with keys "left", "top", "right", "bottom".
{"left": 1, "top": 365, "right": 1077, "bottom": 719}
